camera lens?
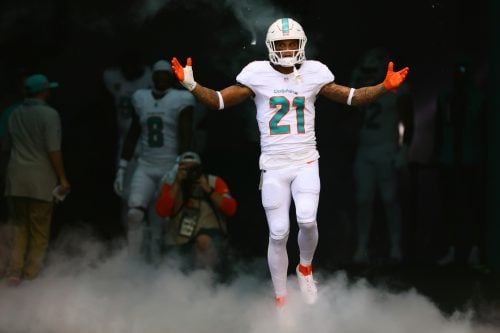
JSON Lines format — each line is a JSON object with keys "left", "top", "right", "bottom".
{"left": 186, "top": 165, "right": 202, "bottom": 181}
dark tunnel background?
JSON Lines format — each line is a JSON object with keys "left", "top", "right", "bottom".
{"left": 0, "top": 0, "right": 499, "bottom": 314}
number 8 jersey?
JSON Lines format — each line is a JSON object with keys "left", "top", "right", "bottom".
{"left": 131, "top": 88, "right": 196, "bottom": 166}
{"left": 236, "top": 60, "right": 334, "bottom": 170}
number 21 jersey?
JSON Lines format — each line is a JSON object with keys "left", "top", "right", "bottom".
{"left": 236, "top": 60, "right": 334, "bottom": 169}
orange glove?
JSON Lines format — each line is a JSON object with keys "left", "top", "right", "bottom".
{"left": 383, "top": 61, "right": 409, "bottom": 93}
{"left": 171, "top": 57, "right": 197, "bottom": 91}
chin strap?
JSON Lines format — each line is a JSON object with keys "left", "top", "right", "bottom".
{"left": 293, "top": 65, "right": 302, "bottom": 82}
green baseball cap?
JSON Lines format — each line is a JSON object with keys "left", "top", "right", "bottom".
{"left": 24, "top": 74, "right": 59, "bottom": 94}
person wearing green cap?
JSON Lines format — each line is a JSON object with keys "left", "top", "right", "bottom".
{"left": 4, "top": 73, "right": 70, "bottom": 286}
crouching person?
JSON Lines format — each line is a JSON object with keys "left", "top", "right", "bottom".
{"left": 155, "top": 151, "right": 237, "bottom": 270}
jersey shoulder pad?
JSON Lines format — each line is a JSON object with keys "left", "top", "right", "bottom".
{"left": 236, "top": 61, "right": 269, "bottom": 87}
{"left": 169, "top": 88, "right": 196, "bottom": 108}
{"left": 302, "top": 60, "right": 335, "bottom": 83}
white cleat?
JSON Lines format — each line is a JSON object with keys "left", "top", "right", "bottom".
{"left": 275, "top": 296, "right": 295, "bottom": 329}
{"left": 296, "top": 265, "right": 318, "bottom": 305}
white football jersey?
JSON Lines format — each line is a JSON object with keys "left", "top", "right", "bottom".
{"left": 102, "top": 66, "right": 153, "bottom": 150}
{"left": 236, "top": 60, "right": 334, "bottom": 169}
{"left": 131, "top": 88, "right": 196, "bottom": 166}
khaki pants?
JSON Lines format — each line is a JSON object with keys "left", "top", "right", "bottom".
{"left": 7, "top": 197, "right": 53, "bottom": 279}
{"left": 0, "top": 223, "right": 13, "bottom": 276}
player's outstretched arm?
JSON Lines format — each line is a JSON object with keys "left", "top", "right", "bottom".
{"left": 320, "top": 61, "right": 410, "bottom": 106}
{"left": 171, "top": 57, "right": 252, "bottom": 110}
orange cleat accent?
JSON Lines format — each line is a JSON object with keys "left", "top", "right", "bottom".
{"left": 298, "top": 264, "right": 312, "bottom": 276}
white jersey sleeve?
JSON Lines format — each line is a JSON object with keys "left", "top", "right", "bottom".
{"left": 236, "top": 61, "right": 260, "bottom": 91}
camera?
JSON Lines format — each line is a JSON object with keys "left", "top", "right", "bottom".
{"left": 186, "top": 164, "right": 203, "bottom": 182}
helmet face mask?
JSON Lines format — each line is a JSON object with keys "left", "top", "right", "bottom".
{"left": 266, "top": 18, "right": 307, "bottom": 67}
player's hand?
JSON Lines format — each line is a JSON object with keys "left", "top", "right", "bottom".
{"left": 175, "top": 165, "right": 188, "bottom": 182}
{"left": 198, "top": 174, "right": 211, "bottom": 193}
{"left": 171, "top": 57, "right": 197, "bottom": 91}
{"left": 58, "top": 177, "right": 71, "bottom": 195}
{"left": 383, "top": 62, "right": 409, "bottom": 93}
{"left": 114, "top": 159, "right": 128, "bottom": 197}
{"left": 114, "top": 168, "right": 125, "bottom": 197}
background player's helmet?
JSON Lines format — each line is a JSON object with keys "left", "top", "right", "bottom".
{"left": 353, "top": 47, "right": 390, "bottom": 86}
{"left": 153, "top": 60, "right": 172, "bottom": 73}
{"left": 266, "top": 18, "right": 307, "bottom": 67}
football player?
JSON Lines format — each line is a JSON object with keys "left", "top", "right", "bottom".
{"left": 103, "top": 49, "right": 153, "bottom": 229}
{"left": 171, "top": 18, "right": 409, "bottom": 306}
{"left": 349, "top": 47, "right": 414, "bottom": 264}
{"left": 114, "top": 60, "right": 195, "bottom": 262}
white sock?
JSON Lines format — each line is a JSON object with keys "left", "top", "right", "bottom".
{"left": 298, "top": 221, "right": 318, "bottom": 266}
{"left": 268, "top": 235, "right": 289, "bottom": 297}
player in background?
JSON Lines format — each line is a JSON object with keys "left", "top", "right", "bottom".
{"left": 171, "top": 18, "right": 409, "bottom": 306}
{"left": 103, "top": 48, "right": 153, "bottom": 226}
{"left": 349, "top": 47, "right": 414, "bottom": 264}
{"left": 114, "top": 60, "right": 195, "bottom": 263}
{"left": 434, "top": 58, "right": 487, "bottom": 267}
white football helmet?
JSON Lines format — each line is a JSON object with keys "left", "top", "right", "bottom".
{"left": 266, "top": 18, "right": 307, "bottom": 67}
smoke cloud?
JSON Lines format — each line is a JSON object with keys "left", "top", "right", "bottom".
{"left": 0, "top": 232, "right": 497, "bottom": 333}
{"left": 133, "top": 0, "right": 283, "bottom": 46}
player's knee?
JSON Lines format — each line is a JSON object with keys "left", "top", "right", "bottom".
{"left": 269, "top": 227, "right": 289, "bottom": 241}
{"left": 195, "top": 234, "right": 214, "bottom": 252}
{"left": 127, "top": 207, "right": 145, "bottom": 229}
{"left": 295, "top": 200, "right": 318, "bottom": 223}
{"left": 128, "top": 195, "right": 147, "bottom": 210}
{"left": 269, "top": 232, "right": 289, "bottom": 244}
{"left": 298, "top": 220, "right": 317, "bottom": 232}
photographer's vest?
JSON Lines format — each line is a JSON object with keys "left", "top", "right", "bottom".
{"left": 165, "top": 175, "right": 227, "bottom": 246}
